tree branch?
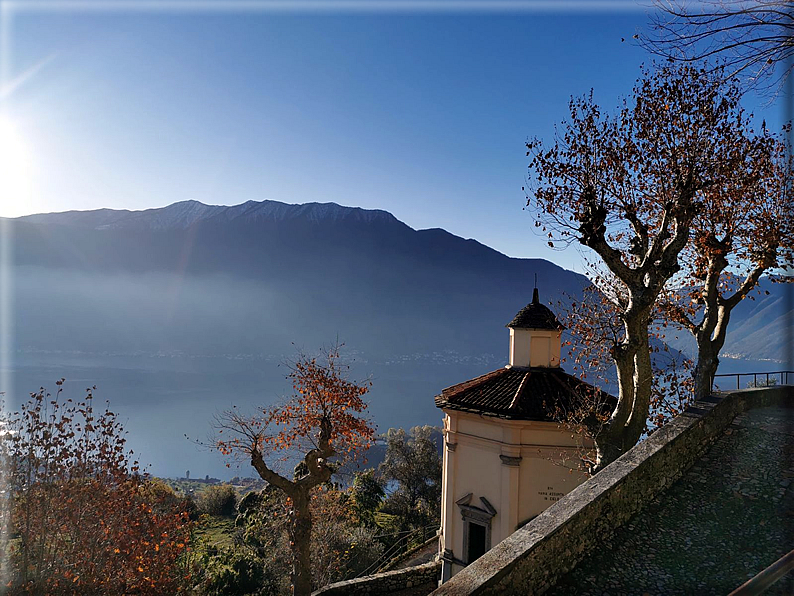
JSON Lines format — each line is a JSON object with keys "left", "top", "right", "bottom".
{"left": 251, "top": 447, "right": 294, "bottom": 495}
{"left": 721, "top": 251, "right": 777, "bottom": 310}
{"left": 298, "top": 416, "right": 335, "bottom": 489}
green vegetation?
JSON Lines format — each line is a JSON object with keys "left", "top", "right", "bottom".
{"left": 747, "top": 378, "right": 778, "bottom": 389}
{"left": 162, "top": 477, "right": 266, "bottom": 498}
{"left": 193, "top": 515, "right": 237, "bottom": 550}
{"left": 191, "top": 425, "right": 442, "bottom": 595}
{"left": 379, "top": 426, "right": 442, "bottom": 531}
{"left": 197, "top": 484, "right": 238, "bottom": 517}
{"left": 0, "top": 382, "right": 415, "bottom": 595}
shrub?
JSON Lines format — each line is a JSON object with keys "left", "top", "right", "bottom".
{"left": 747, "top": 377, "right": 778, "bottom": 388}
{"left": 197, "top": 485, "right": 384, "bottom": 595}
{"left": 1, "top": 382, "right": 193, "bottom": 594}
{"left": 198, "top": 484, "right": 238, "bottom": 517}
{"left": 350, "top": 469, "right": 385, "bottom": 527}
{"left": 196, "top": 545, "right": 275, "bottom": 596}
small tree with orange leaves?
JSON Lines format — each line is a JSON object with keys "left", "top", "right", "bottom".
{"left": 214, "top": 346, "right": 373, "bottom": 596}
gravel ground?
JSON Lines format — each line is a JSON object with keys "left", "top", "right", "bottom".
{"left": 548, "top": 404, "right": 794, "bottom": 596}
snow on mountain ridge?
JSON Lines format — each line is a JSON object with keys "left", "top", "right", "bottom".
{"left": 96, "top": 200, "right": 227, "bottom": 230}
{"left": 15, "top": 199, "right": 399, "bottom": 230}
{"left": 221, "top": 200, "right": 396, "bottom": 225}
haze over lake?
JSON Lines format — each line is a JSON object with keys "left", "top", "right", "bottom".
{"left": 3, "top": 201, "right": 789, "bottom": 479}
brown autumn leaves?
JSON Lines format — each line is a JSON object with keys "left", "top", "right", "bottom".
{"left": 525, "top": 63, "right": 792, "bottom": 471}
{"left": 0, "top": 61, "right": 790, "bottom": 595}
{"left": 214, "top": 345, "right": 374, "bottom": 596}
{"left": 1, "top": 383, "right": 194, "bottom": 594}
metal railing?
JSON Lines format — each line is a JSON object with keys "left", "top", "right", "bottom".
{"left": 728, "top": 548, "right": 794, "bottom": 595}
{"left": 354, "top": 523, "right": 438, "bottom": 579}
{"left": 713, "top": 370, "right": 794, "bottom": 392}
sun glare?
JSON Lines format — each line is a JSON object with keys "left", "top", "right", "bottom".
{"left": 0, "top": 115, "right": 34, "bottom": 216}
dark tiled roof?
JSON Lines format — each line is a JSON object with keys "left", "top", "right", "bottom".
{"left": 434, "top": 366, "right": 615, "bottom": 421}
{"left": 506, "top": 288, "right": 564, "bottom": 330}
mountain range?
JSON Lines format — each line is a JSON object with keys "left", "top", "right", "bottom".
{"left": 9, "top": 199, "right": 591, "bottom": 360}
{"left": 8, "top": 199, "right": 788, "bottom": 362}
{"left": 2, "top": 199, "right": 789, "bottom": 477}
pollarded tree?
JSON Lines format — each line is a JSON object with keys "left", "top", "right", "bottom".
{"left": 526, "top": 64, "right": 762, "bottom": 469}
{"left": 555, "top": 280, "right": 694, "bottom": 455}
{"left": 214, "top": 345, "right": 373, "bottom": 596}
{"left": 660, "top": 124, "right": 793, "bottom": 400}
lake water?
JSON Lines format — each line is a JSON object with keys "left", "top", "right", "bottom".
{"left": 2, "top": 352, "right": 787, "bottom": 480}
{"left": 2, "top": 351, "right": 494, "bottom": 479}
{"left": 711, "top": 357, "right": 789, "bottom": 391}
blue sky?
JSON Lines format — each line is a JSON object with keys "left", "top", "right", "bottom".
{"left": 0, "top": 1, "right": 787, "bottom": 271}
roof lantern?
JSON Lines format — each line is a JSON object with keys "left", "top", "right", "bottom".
{"left": 506, "top": 287, "right": 564, "bottom": 331}
{"left": 506, "top": 286, "right": 564, "bottom": 368}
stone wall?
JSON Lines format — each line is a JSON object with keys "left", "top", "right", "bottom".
{"left": 430, "top": 386, "right": 793, "bottom": 596}
{"left": 312, "top": 560, "right": 441, "bottom": 596}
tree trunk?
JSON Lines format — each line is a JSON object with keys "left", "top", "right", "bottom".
{"left": 592, "top": 311, "right": 653, "bottom": 472}
{"left": 592, "top": 435, "right": 625, "bottom": 472}
{"left": 290, "top": 491, "right": 314, "bottom": 596}
{"left": 693, "top": 343, "right": 720, "bottom": 401}
{"left": 593, "top": 355, "right": 636, "bottom": 471}
{"left": 693, "top": 304, "right": 731, "bottom": 401}
{"left": 626, "top": 328, "right": 653, "bottom": 446}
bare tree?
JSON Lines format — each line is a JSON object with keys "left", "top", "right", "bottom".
{"left": 556, "top": 278, "right": 695, "bottom": 440}
{"left": 659, "top": 124, "right": 794, "bottom": 400}
{"left": 526, "top": 64, "right": 762, "bottom": 470}
{"left": 641, "top": 0, "right": 794, "bottom": 93}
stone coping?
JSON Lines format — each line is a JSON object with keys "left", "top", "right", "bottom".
{"left": 430, "top": 386, "right": 793, "bottom": 596}
{"left": 312, "top": 560, "right": 441, "bottom": 596}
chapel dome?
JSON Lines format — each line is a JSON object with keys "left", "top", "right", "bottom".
{"left": 505, "top": 288, "right": 564, "bottom": 330}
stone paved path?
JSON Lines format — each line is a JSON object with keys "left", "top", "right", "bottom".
{"left": 548, "top": 404, "right": 794, "bottom": 596}
{"left": 391, "top": 537, "right": 439, "bottom": 570}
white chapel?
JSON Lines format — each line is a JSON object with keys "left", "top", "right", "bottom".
{"left": 435, "top": 288, "right": 613, "bottom": 581}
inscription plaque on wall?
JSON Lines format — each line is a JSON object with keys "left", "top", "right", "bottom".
{"left": 537, "top": 485, "right": 565, "bottom": 502}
